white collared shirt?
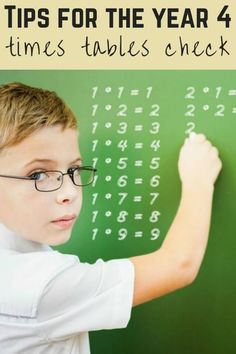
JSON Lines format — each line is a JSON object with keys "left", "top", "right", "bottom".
{"left": 0, "top": 223, "right": 135, "bottom": 354}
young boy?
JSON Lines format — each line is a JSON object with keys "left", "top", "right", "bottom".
{"left": 0, "top": 82, "right": 222, "bottom": 354}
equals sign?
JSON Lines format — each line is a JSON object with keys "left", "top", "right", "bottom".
{"left": 134, "top": 125, "right": 143, "bottom": 132}
{"left": 232, "top": 108, "right": 236, "bottom": 114}
{"left": 134, "top": 231, "right": 143, "bottom": 238}
{"left": 134, "top": 160, "right": 143, "bottom": 167}
{"left": 131, "top": 89, "right": 139, "bottom": 96}
{"left": 133, "top": 196, "right": 142, "bottom": 202}
{"left": 135, "top": 143, "right": 143, "bottom": 149}
{"left": 228, "top": 90, "right": 236, "bottom": 96}
{"left": 134, "top": 107, "right": 143, "bottom": 114}
{"left": 135, "top": 178, "right": 143, "bottom": 185}
{"left": 134, "top": 214, "right": 143, "bottom": 220}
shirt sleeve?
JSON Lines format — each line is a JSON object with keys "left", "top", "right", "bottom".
{"left": 37, "top": 257, "right": 135, "bottom": 341}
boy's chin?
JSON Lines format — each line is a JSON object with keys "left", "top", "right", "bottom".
{"left": 47, "top": 229, "right": 72, "bottom": 246}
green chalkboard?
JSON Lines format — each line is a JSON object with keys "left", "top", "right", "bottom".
{"left": 0, "top": 70, "right": 235, "bottom": 354}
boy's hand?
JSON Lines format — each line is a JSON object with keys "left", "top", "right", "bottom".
{"left": 178, "top": 133, "right": 222, "bottom": 189}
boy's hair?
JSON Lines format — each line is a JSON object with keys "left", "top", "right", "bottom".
{"left": 0, "top": 82, "right": 77, "bottom": 151}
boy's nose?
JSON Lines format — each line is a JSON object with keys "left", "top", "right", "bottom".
{"left": 55, "top": 175, "right": 81, "bottom": 204}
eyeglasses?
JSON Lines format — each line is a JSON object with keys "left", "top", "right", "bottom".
{"left": 0, "top": 166, "right": 97, "bottom": 192}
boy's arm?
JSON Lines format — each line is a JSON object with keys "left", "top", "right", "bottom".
{"left": 129, "top": 133, "right": 222, "bottom": 307}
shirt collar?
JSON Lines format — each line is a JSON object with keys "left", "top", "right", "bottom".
{"left": 0, "top": 222, "right": 52, "bottom": 253}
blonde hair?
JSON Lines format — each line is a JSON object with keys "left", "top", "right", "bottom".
{"left": 0, "top": 82, "right": 77, "bottom": 151}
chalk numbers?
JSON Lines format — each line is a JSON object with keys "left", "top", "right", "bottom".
{"left": 90, "top": 85, "right": 161, "bottom": 241}
{"left": 183, "top": 85, "right": 236, "bottom": 134}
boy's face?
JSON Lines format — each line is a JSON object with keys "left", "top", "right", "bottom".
{"left": 0, "top": 125, "right": 83, "bottom": 246}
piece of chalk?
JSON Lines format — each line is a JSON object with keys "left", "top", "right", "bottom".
{"left": 189, "top": 132, "right": 196, "bottom": 140}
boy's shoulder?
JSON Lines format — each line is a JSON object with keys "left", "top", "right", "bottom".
{"left": 0, "top": 250, "right": 78, "bottom": 319}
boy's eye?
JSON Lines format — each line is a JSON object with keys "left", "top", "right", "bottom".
{"left": 69, "top": 165, "right": 81, "bottom": 175}
{"left": 71, "top": 166, "right": 81, "bottom": 173}
{"left": 29, "top": 171, "right": 48, "bottom": 181}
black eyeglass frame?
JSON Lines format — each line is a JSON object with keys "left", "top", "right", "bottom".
{"left": 0, "top": 166, "right": 97, "bottom": 192}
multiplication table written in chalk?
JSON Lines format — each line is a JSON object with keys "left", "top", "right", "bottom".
{"left": 89, "top": 85, "right": 161, "bottom": 242}
{"left": 77, "top": 71, "right": 236, "bottom": 245}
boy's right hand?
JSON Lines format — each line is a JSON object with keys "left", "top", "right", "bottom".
{"left": 178, "top": 133, "right": 222, "bottom": 189}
